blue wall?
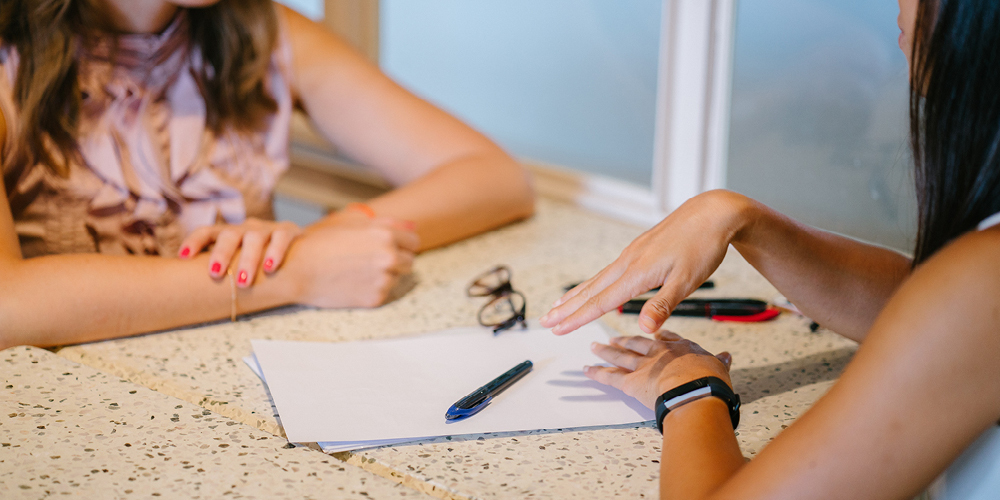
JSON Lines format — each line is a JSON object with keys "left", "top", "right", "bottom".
{"left": 380, "top": 0, "right": 662, "bottom": 186}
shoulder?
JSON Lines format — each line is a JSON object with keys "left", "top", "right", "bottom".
{"left": 899, "top": 228, "right": 1000, "bottom": 329}
{"left": 274, "top": 3, "right": 359, "bottom": 62}
{"left": 273, "top": 3, "right": 328, "bottom": 49}
{"left": 274, "top": 3, "right": 321, "bottom": 36}
{"left": 920, "top": 227, "right": 1000, "bottom": 279}
{"left": 272, "top": 3, "right": 373, "bottom": 101}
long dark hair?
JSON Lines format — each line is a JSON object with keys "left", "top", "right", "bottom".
{"left": 0, "top": 0, "right": 278, "bottom": 179}
{"left": 911, "top": 0, "right": 1000, "bottom": 264}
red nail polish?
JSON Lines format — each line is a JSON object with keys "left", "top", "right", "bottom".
{"left": 238, "top": 270, "right": 248, "bottom": 285}
{"left": 211, "top": 262, "right": 222, "bottom": 274}
{"left": 263, "top": 258, "right": 274, "bottom": 271}
{"left": 180, "top": 247, "right": 190, "bottom": 258}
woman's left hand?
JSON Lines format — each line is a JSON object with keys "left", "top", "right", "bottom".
{"left": 586, "top": 331, "right": 733, "bottom": 409}
{"left": 178, "top": 218, "right": 303, "bottom": 287}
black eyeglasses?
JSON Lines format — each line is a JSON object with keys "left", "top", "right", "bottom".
{"left": 467, "top": 265, "right": 527, "bottom": 334}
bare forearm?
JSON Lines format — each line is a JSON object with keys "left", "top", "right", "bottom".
{"left": 0, "top": 253, "right": 295, "bottom": 348}
{"left": 366, "top": 151, "right": 534, "bottom": 250}
{"left": 730, "top": 195, "right": 911, "bottom": 342}
{"left": 660, "top": 398, "right": 745, "bottom": 499}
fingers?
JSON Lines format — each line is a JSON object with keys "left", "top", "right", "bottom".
{"left": 540, "top": 263, "right": 624, "bottom": 329}
{"left": 637, "top": 275, "right": 689, "bottom": 333}
{"left": 583, "top": 364, "right": 632, "bottom": 391}
{"left": 383, "top": 249, "right": 415, "bottom": 277}
{"left": 551, "top": 276, "right": 595, "bottom": 308}
{"left": 715, "top": 351, "right": 733, "bottom": 371}
{"left": 548, "top": 274, "right": 647, "bottom": 336}
{"left": 397, "top": 250, "right": 415, "bottom": 275}
{"left": 262, "top": 222, "right": 301, "bottom": 274}
{"left": 370, "top": 217, "right": 420, "bottom": 253}
{"left": 178, "top": 226, "right": 219, "bottom": 259}
{"left": 235, "top": 231, "right": 267, "bottom": 287}
{"left": 609, "top": 335, "right": 657, "bottom": 355}
{"left": 654, "top": 330, "right": 684, "bottom": 342}
{"left": 207, "top": 228, "right": 243, "bottom": 278}
{"left": 391, "top": 227, "right": 420, "bottom": 253}
{"left": 590, "top": 341, "right": 644, "bottom": 371}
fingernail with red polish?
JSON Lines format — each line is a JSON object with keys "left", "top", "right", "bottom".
{"left": 179, "top": 247, "right": 190, "bottom": 258}
{"left": 263, "top": 258, "right": 274, "bottom": 271}
{"left": 211, "top": 262, "right": 222, "bottom": 275}
{"left": 238, "top": 270, "right": 248, "bottom": 285}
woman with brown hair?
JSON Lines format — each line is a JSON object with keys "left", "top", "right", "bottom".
{"left": 542, "top": 0, "right": 999, "bottom": 497}
{"left": 0, "top": 0, "right": 534, "bottom": 348}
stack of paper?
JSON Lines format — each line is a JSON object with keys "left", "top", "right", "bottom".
{"left": 247, "top": 322, "right": 654, "bottom": 452}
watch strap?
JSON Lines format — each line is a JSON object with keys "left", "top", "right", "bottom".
{"left": 654, "top": 376, "right": 740, "bottom": 433}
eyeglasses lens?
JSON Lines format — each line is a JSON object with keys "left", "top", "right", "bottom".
{"left": 467, "top": 266, "right": 511, "bottom": 297}
{"left": 479, "top": 292, "right": 526, "bottom": 327}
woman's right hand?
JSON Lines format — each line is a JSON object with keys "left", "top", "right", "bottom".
{"left": 281, "top": 216, "right": 420, "bottom": 308}
{"left": 540, "top": 190, "right": 757, "bottom": 335}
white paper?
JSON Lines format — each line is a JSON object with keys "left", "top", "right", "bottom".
{"left": 250, "top": 322, "right": 654, "bottom": 447}
{"left": 244, "top": 355, "right": 420, "bottom": 451}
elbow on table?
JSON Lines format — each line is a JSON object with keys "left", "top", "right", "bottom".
{"left": 0, "top": 260, "right": 31, "bottom": 351}
{"left": 497, "top": 155, "right": 537, "bottom": 222}
{"left": 0, "top": 285, "right": 17, "bottom": 351}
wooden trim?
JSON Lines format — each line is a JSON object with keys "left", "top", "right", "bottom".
{"left": 652, "top": 0, "right": 736, "bottom": 213}
{"left": 323, "top": 0, "right": 380, "bottom": 63}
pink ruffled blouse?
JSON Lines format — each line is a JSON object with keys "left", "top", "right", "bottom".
{"left": 0, "top": 12, "right": 293, "bottom": 257}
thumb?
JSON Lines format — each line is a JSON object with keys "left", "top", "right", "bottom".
{"left": 637, "top": 284, "right": 684, "bottom": 334}
{"left": 715, "top": 351, "right": 733, "bottom": 371}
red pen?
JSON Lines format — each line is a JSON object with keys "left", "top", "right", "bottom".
{"left": 618, "top": 298, "right": 781, "bottom": 322}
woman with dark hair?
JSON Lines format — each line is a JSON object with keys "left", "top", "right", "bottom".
{"left": 0, "top": 0, "right": 534, "bottom": 347}
{"left": 541, "top": 0, "right": 1000, "bottom": 497}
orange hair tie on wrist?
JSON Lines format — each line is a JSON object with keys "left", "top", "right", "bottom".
{"left": 344, "top": 202, "right": 376, "bottom": 219}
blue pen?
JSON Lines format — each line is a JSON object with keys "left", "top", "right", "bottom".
{"left": 445, "top": 360, "right": 533, "bottom": 421}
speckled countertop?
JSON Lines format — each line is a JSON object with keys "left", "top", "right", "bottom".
{"left": 3, "top": 199, "right": 858, "bottom": 499}
{"left": 0, "top": 346, "right": 421, "bottom": 499}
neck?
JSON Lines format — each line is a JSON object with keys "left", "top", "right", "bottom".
{"left": 97, "top": 0, "right": 179, "bottom": 34}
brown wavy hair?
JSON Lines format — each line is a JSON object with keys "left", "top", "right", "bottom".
{"left": 0, "top": 0, "right": 278, "bottom": 179}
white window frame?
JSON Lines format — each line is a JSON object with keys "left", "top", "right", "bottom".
{"left": 654, "top": 0, "right": 736, "bottom": 215}
{"left": 531, "top": 0, "right": 736, "bottom": 227}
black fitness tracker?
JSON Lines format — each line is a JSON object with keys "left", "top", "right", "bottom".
{"left": 655, "top": 376, "right": 740, "bottom": 434}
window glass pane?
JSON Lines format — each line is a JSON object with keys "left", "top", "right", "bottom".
{"left": 726, "top": 0, "right": 916, "bottom": 251}
{"left": 275, "top": 0, "right": 323, "bottom": 21}
{"left": 380, "top": 0, "right": 661, "bottom": 187}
